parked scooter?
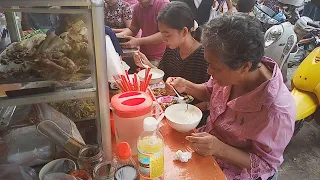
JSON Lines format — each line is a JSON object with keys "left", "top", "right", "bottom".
{"left": 291, "top": 22, "right": 320, "bottom": 133}
{"left": 254, "top": 4, "right": 320, "bottom": 134}
{"left": 254, "top": 4, "right": 297, "bottom": 82}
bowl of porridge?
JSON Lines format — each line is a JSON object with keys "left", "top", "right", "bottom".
{"left": 165, "top": 104, "right": 202, "bottom": 133}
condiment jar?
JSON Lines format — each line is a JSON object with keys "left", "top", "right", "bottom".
{"left": 93, "top": 161, "right": 116, "bottom": 180}
{"left": 77, "top": 145, "right": 103, "bottom": 176}
{"left": 114, "top": 142, "right": 139, "bottom": 180}
{"left": 69, "top": 169, "right": 93, "bottom": 180}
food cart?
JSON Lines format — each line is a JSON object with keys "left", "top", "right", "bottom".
{"left": 0, "top": 0, "right": 113, "bottom": 175}
{"left": 0, "top": 1, "right": 227, "bottom": 179}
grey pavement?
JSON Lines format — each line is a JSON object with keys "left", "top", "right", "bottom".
{"left": 279, "top": 65, "right": 320, "bottom": 180}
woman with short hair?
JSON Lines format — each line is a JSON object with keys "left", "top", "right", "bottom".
{"left": 167, "top": 13, "right": 296, "bottom": 180}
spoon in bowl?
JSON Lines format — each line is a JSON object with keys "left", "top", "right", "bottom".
{"left": 171, "top": 86, "right": 188, "bottom": 112}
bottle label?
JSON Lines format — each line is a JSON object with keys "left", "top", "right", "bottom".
{"left": 138, "top": 149, "right": 164, "bottom": 179}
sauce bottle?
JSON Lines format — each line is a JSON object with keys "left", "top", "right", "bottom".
{"left": 114, "top": 142, "right": 139, "bottom": 180}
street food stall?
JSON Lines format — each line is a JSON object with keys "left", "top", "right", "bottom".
{"left": 0, "top": 0, "right": 226, "bottom": 179}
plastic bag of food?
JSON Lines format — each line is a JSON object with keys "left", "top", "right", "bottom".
{"left": 0, "top": 164, "right": 38, "bottom": 180}
{"left": 2, "top": 125, "right": 55, "bottom": 167}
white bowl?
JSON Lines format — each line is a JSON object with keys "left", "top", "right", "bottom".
{"left": 39, "top": 158, "right": 76, "bottom": 180}
{"left": 138, "top": 68, "right": 164, "bottom": 85}
{"left": 165, "top": 104, "right": 202, "bottom": 133}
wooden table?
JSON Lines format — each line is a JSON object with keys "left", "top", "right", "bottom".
{"left": 111, "top": 115, "right": 226, "bottom": 180}
{"left": 157, "top": 119, "right": 226, "bottom": 180}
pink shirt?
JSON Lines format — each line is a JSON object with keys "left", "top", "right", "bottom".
{"left": 132, "top": 0, "right": 168, "bottom": 60}
{"left": 198, "top": 57, "right": 296, "bottom": 180}
{"left": 123, "top": 0, "right": 138, "bottom": 6}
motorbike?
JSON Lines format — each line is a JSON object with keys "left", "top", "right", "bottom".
{"left": 254, "top": 3, "right": 320, "bottom": 134}
{"left": 253, "top": 4, "right": 297, "bottom": 83}
{"left": 278, "top": 0, "right": 304, "bottom": 24}
{"left": 291, "top": 21, "right": 320, "bottom": 133}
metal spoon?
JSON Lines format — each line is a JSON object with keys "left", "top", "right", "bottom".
{"left": 139, "top": 57, "right": 150, "bottom": 69}
{"left": 135, "top": 52, "right": 150, "bottom": 69}
{"left": 171, "top": 86, "right": 188, "bottom": 112}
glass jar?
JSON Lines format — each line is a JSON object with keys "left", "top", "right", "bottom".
{"left": 69, "top": 169, "right": 93, "bottom": 180}
{"left": 77, "top": 145, "right": 103, "bottom": 176}
{"left": 93, "top": 161, "right": 116, "bottom": 180}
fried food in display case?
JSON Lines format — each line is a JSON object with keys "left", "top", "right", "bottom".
{"left": 0, "top": 14, "right": 92, "bottom": 83}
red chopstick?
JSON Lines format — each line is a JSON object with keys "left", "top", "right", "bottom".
{"left": 144, "top": 74, "right": 152, "bottom": 91}
{"left": 125, "top": 70, "right": 130, "bottom": 82}
{"left": 134, "top": 73, "right": 138, "bottom": 91}
{"left": 140, "top": 80, "right": 144, "bottom": 91}
{"left": 121, "top": 75, "right": 131, "bottom": 91}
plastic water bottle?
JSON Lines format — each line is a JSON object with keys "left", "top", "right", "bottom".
{"left": 137, "top": 117, "right": 164, "bottom": 179}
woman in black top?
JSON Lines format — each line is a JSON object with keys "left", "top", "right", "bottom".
{"left": 134, "top": 1, "right": 210, "bottom": 85}
{"left": 134, "top": 1, "right": 210, "bottom": 123}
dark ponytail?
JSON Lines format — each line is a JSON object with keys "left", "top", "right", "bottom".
{"left": 157, "top": 1, "right": 202, "bottom": 42}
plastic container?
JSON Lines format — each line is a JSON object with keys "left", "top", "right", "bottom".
{"left": 137, "top": 117, "right": 164, "bottom": 179}
{"left": 111, "top": 91, "right": 161, "bottom": 155}
{"left": 114, "top": 142, "right": 139, "bottom": 180}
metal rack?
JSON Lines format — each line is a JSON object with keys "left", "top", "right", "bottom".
{"left": 0, "top": 0, "right": 112, "bottom": 161}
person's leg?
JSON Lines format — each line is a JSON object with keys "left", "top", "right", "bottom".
{"left": 302, "top": 2, "right": 315, "bottom": 18}
{"left": 313, "top": 7, "right": 320, "bottom": 21}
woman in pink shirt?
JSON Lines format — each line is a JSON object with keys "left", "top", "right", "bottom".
{"left": 167, "top": 13, "right": 296, "bottom": 180}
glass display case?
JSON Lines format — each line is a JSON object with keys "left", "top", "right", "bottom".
{"left": 0, "top": 0, "right": 112, "bottom": 172}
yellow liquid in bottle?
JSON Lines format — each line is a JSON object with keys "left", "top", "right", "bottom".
{"left": 138, "top": 135, "right": 164, "bottom": 179}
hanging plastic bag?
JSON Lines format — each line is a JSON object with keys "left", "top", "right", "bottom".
{"left": 3, "top": 125, "right": 55, "bottom": 167}
{"left": 105, "top": 35, "right": 129, "bottom": 83}
{"left": 35, "top": 103, "right": 86, "bottom": 158}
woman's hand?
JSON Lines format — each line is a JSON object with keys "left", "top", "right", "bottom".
{"left": 186, "top": 132, "right": 225, "bottom": 156}
{"left": 120, "top": 35, "right": 140, "bottom": 49}
{"left": 133, "top": 51, "right": 154, "bottom": 68}
{"left": 165, "top": 77, "right": 188, "bottom": 96}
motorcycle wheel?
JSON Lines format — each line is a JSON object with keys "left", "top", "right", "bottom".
{"left": 294, "top": 120, "right": 304, "bottom": 135}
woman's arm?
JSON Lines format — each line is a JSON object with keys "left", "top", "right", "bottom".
{"left": 133, "top": 51, "right": 157, "bottom": 68}
{"left": 167, "top": 78, "right": 209, "bottom": 102}
{"left": 226, "top": 0, "right": 233, "bottom": 12}
{"left": 112, "top": 18, "right": 131, "bottom": 33}
{"left": 188, "top": 112, "right": 294, "bottom": 177}
{"left": 186, "top": 132, "right": 251, "bottom": 169}
{"left": 217, "top": 142, "right": 251, "bottom": 169}
{"left": 137, "top": 32, "right": 164, "bottom": 46}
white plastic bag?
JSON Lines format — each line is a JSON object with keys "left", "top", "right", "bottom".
{"left": 3, "top": 126, "right": 55, "bottom": 167}
{"left": 105, "top": 35, "right": 129, "bottom": 83}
